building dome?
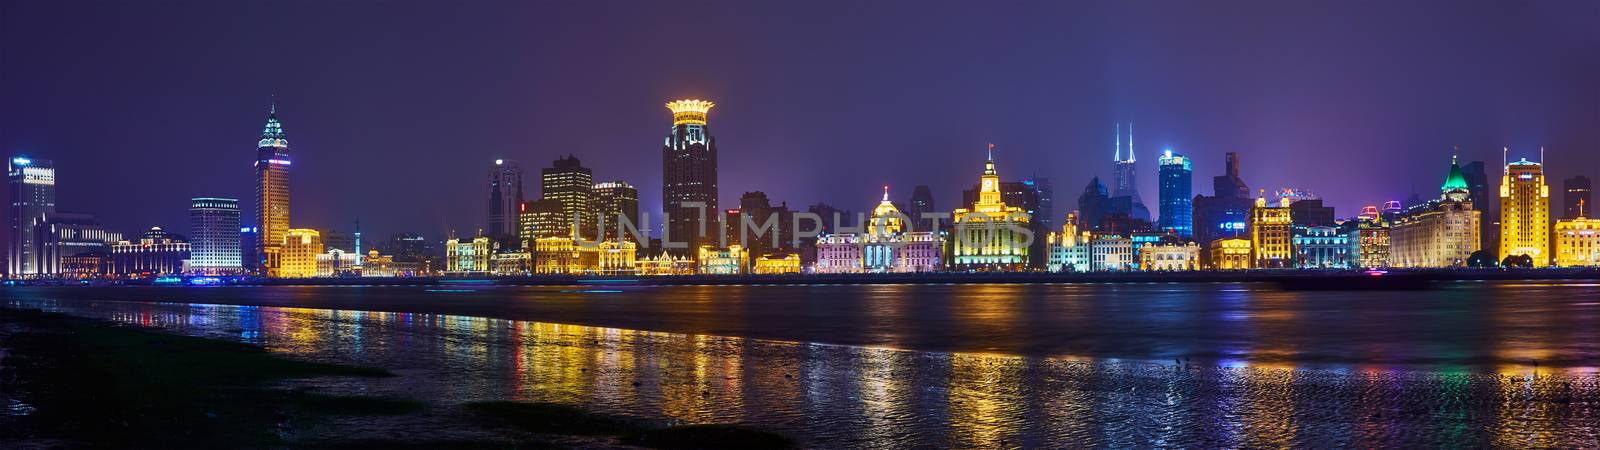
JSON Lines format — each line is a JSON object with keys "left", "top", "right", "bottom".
{"left": 868, "top": 185, "right": 904, "bottom": 237}
{"left": 1441, "top": 155, "right": 1470, "bottom": 201}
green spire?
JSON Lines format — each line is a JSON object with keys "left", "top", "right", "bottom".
{"left": 258, "top": 102, "right": 288, "bottom": 148}
{"left": 1440, "top": 154, "right": 1468, "bottom": 193}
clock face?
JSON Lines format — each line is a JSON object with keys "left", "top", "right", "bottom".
{"left": 983, "top": 180, "right": 993, "bottom": 190}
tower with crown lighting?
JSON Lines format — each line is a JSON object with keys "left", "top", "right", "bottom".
{"left": 255, "top": 102, "right": 292, "bottom": 277}
{"left": 662, "top": 99, "right": 718, "bottom": 257}
{"left": 1389, "top": 155, "right": 1481, "bottom": 267}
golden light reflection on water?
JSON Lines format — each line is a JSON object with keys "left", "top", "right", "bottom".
{"left": 18, "top": 295, "right": 1600, "bottom": 449}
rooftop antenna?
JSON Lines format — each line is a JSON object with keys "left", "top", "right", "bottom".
{"left": 1128, "top": 122, "right": 1135, "bottom": 162}
{"left": 1114, "top": 123, "right": 1120, "bottom": 161}
{"left": 1502, "top": 147, "right": 1508, "bottom": 170}
{"left": 1540, "top": 146, "right": 1545, "bottom": 165}
{"left": 270, "top": 94, "right": 277, "bottom": 114}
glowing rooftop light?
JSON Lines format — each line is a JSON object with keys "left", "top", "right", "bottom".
{"left": 11, "top": 157, "right": 29, "bottom": 166}
{"left": 666, "top": 99, "right": 715, "bottom": 125}
{"left": 495, "top": 159, "right": 504, "bottom": 165}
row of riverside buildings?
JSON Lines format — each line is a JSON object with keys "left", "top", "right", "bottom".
{"left": 7, "top": 100, "right": 1598, "bottom": 279}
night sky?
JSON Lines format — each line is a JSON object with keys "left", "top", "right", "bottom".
{"left": 2, "top": 1, "right": 1597, "bottom": 242}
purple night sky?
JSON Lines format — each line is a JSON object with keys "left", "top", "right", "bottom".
{"left": 2, "top": 1, "right": 1597, "bottom": 242}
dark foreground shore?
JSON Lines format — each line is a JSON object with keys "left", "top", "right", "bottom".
{"left": 0, "top": 309, "right": 792, "bottom": 449}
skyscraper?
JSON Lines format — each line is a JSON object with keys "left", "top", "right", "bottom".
{"left": 1192, "top": 152, "right": 1252, "bottom": 262}
{"left": 542, "top": 155, "right": 594, "bottom": 239}
{"left": 189, "top": 198, "right": 241, "bottom": 274}
{"left": 1157, "top": 150, "right": 1193, "bottom": 238}
{"left": 1111, "top": 123, "right": 1150, "bottom": 222}
{"left": 907, "top": 185, "right": 935, "bottom": 232}
{"left": 1461, "top": 160, "right": 1494, "bottom": 258}
{"left": 1499, "top": 148, "right": 1550, "bottom": 266}
{"left": 662, "top": 99, "right": 718, "bottom": 257}
{"left": 255, "top": 104, "right": 291, "bottom": 277}
{"left": 1563, "top": 175, "right": 1592, "bottom": 220}
{"left": 7, "top": 156, "right": 55, "bottom": 276}
{"left": 592, "top": 181, "right": 640, "bottom": 242}
{"left": 487, "top": 159, "right": 525, "bottom": 247}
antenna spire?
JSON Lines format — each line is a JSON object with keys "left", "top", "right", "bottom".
{"left": 882, "top": 184, "right": 889, "bottom": 202}
{"left": 1128, "top": 122, "right": 1135, "bottom": 162}
{"left": 987, "top": 142, "right": 994, "bottom": 161}
{"left": 1114, "top": 123, "right": 1120, "bottom": 161}
{"left": 270, "top": 94, "right": 277, "bottom": 115}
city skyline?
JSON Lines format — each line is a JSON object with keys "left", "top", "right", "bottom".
{"left": 3, "top": 1, "right": 1598, "bottom": 244}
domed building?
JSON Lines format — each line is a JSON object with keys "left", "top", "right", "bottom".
{"left": 1389, "top": 155, "right": 1481, "bottom": 267}
{"left": 815, "top": 185, "right": 943, "bottom": 273}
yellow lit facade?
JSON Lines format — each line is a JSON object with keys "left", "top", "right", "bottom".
{"left": 278, "top": 228, "right": 321, "bottom": 278}
{"left": 951, "top": 146, "right": 1030, "bottom": 270}
{"left": 1250, "top": 193, "right": 1292, "bottom": 268}
{"left": 1389, "top": 156, "right": 1480, "bottom": 267}
{"left": 1553, "top": 210, "right": 1600, "bottom": 267}
{"left": 635, "top": 250, "right": 694, "bottom": 276}
{"left": 1209, "top": 238, "right": 1252, "bottom": 270}
{"left": 445, "top": 236, "right": 493, "bottom": 274}
{"left": 697, "top": 245, "right": 747, "bottom": 275}
{"left": 595, "top": 240, "right": 637, "bottom": 274}
{"left": 1356, "top": 220, "right": 1390, "bottom": 268}
{"left": 753, "top": 253, "right": 801, "bottom": 274}
{"left": 314, "top": 248, "right": 360, "bottom": 277}
{"left": 361, "top": 251, "right": 395, "bottom": 277}
{"left": 533, "top": 236, "right": 580, "bottom": 274}
{"left": 1500, "top": 155, "right": 1550, "bottom": 266}
{"left": 1139, "top": 242, "right": 1200, "bottom": 271}
{"left": 491, "top": 251, "right": 532, "bottom": 276}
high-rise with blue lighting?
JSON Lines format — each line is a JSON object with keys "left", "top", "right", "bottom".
{"left": 189, "top": 198, "right": 241, "bottom": 274}
{"left": 1158, "top": 150, "right": 1193, "bottom": 238}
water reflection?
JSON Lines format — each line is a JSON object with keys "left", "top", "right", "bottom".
{"left": 7, "top": 297, "right": 1600, "bottom": 448}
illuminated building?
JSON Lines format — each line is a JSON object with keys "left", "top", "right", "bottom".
{"left": 634, "top": 250, "right": 694, "bottom": 276}
{"left": 111, "top": 227, "right": 191, "bottom": 277}
{"left": 519, "top": 198, "right": 568, "bottom": 246}
{"left": 696, "top": 245, "right": 747, "bottom": 275}
{"left": 1381, "top": 200, "right": 1405, "bottom": 223}
{"left": 487, "top": 159, "right": 524, "bottom": 247}
{"left": 35, "top": 213, "right": 120, "bottom": 277}
{"left": 255, "top": 104, "right": 292, "bottom": 277}
{"left": 1390, "top": 156, "right": 1481, "bottom": 268}
{"left": 188, "top": 198, "right": 241, "bottom": 274}
{"left": 532, "top": 236, "right": 579, "bottom": 274}
{"left": 1563, "top": 176, "right": 1592, "bottom": 220}
{"left": 8, "top": 155, "right": 55, "bottom": 276}
{"left": 542, "top": 155, "right": 594, "bottom": 239}
{"left": 951, "top": 145, "right": 1031, "bottom": 270}
{"left": 1046, "top": 215, "right": 1090, "bottom": 272}
{"left": 593, "top": 181, "right": 640, "bottom": 242}
{"left": 1354, "top": 219, "right": 1390, "bottom": 268}
{"left": 1139, "top": 241, "right": 1200, "bottom": 271}
{"left": 276, "top": 228, "right": 321, "bottom": 278}
{"left": 1498, "top": 149, "right": 1550, "bottom": 266}
{"left": 315, "top": 248, "right": 360, "bottom": 277}
{"left": 663, "top": 99, "right": 719, "bottom": 257}
{"left": 490, "top": 251, "right": 532, "bottom": 276}
{"left": 1553, "top": 204, "right": 1599, "bottom": 267}
{"left": 1089, "top": 234, "right": 1133, "bottom": 271}
{"left": 1250, "top": 192, "right": 1293, "bottom": 268}
{"left": 239, "top": 227, "right": 259, "bottom": 274}
{"left": 444, "top": 235, "right": 493, "bottom": 275}
{"left": 1192, "top": 152, "right": 1252, "bottom": 262}
{"left": 1128, "top": 231, "right": 1172, "bottom": 270}
{"left": 1292, "top": 226, "right": 1351, "bottom": 268}
{"left": 814, "top": 233, "right": 864, "bottom": 274}
{"left": 1111, "top": 123, "right": 1151, "bottom": 222}
{"left": 595, "top": 240, "right": 637, "bottom": 274}
{"left": 1209, "top": 238, "right": 1252, "bottom": 270}
{"left": 964, "top": 178, "right": 1046, "bottom": 267}
{"left": 753, "top": 253, "right": 801, "bottom": 274}
{"left": 1158, "top": 150, "right": 1193, "bottom": 238}
{"left": 361, "top": 251, "right": 395, "bottom": 277}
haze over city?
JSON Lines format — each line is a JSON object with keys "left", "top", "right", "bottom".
{"left": 3, "top": 0, "right": 1597, "bottom": 241}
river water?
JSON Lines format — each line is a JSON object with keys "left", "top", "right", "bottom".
{"left": 4, "top": 282, "right": 1599, "bottom": 447}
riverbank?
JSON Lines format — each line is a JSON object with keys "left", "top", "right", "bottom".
{"left": 21, "top": 267, "right": 1600, "bottom": 287}
{"left": 0, "top": 309, "right": 792, "bottom": 449}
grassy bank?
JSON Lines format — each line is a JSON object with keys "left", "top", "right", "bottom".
{"left": 0, "top": 309, "right": 792, "bottom": 449}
